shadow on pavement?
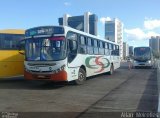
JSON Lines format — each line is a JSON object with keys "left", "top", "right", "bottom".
{"left": 136, "top": 69, "right": 158, "bottom": 112}
{"left": 0, "top": 71, "right": 117, "bottom": 90}
{"left": 0, "top": 77, "right": 74, "bottom": 90}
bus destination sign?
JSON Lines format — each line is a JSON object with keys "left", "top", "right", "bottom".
{"left": 25, "top": 26, "right": 64, "bottom": 37}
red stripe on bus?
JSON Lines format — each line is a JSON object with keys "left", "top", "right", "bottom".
{"left": 24, "top": 70, "right": 67, "bottom": 81}
{"left": 49, "top": 37, "right": 65, "bottom": 40}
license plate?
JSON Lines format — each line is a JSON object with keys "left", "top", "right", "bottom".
{"left": 37, "top": 75, "right": 45, "bottom": 78}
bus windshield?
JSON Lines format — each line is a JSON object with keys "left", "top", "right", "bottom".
{"left": 134, "top": 47, "right": 151, "bottom": 60}
{"left": 25, "top": 37, "right": 66, "bottom": 61}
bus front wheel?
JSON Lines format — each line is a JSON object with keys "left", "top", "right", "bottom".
{"left": 75, "top": 68, "right": 86, "bottom": 85}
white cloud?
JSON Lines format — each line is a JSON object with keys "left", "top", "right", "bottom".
{"left": 124, "top": 28, "right": 147, "bottom": 40}
{"left": 146, "top": 31, "right": 160, "bottom": 38}
{"left": 64, "top": 2, "right": 71, "bottom": 6}
{"left": 124, "top": 28, "right": 160, "bottom": 40}
{"left": 144, "top": 19, "right": 160, "bottom": 30}
{"left": 100, "top": 17, "right": 111, "bottom": 24}
{"left": 124, "top": 18, "right": 160, "bottom": 45}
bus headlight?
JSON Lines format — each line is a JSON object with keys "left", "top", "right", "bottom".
{"left": 147, "top": 60, "right": 151, "bottom": 63}
{"left": 61, "top": 65, "right": 66, "bottom": 70}
{"left": 52, "top": 65, "right": 66, "bottom": 74}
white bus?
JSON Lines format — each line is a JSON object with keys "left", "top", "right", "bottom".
{"left": 133, "top": 47, "right": 154, "bottom": 68}
{"left": 24, "top": 26, "right": 120, "bottom": 84}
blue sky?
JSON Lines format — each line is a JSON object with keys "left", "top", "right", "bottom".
{"left": 0, "top": 0, "right": 160, "bottom": 47}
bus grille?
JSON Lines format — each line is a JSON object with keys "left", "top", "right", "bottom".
{"left": 30, "top": 70, "right": 52, "bottom": 73}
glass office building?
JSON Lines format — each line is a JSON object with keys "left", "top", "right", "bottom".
{"left": 105, "top": 18, "right": 123, "bottom": 59}
{"left": 58, "top": 12, "right": 98, "bottom": 36}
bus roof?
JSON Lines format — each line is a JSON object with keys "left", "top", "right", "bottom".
{"left": 134, "top": 46, "right": 150, "bottom": 49}
{"left": 63, "top": 26, "right": 118, "bottom": 44}
{"left": 0, "top": 29, "right": 25, "bottom": 34}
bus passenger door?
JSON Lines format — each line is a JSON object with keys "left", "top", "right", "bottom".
{"left": 68, "top": 39, "right": 77, "bottom": 64}
{"left": 66, "top": 32, "right": 79, "bottom": 81}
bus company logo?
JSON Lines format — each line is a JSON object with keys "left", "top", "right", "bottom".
{"left": 85, "top": 56, "right": 110, "bottom": 73}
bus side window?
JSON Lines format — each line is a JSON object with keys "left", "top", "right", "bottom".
{"left": 93, "top": 39, "right": 98, "bottom": 55}
{"left": 105, "top": 42, "right": 110, "bottom": 56}
{"left": 99, "top": 41, "right": 104, "bottom": 55}
{"left": 87, "top": 38, "right": 93, "bottom": 54}
{"left": 116, "top": 45, "right": 120, "bottom": 56}
{"left": 79, "top": 36, "right": 87, "bottom": 54}
{"left": 111, "top": 44, "right": 114, "bottom": 55}
{"left": 108, "top": 43, "right": 112, "bottom": 55}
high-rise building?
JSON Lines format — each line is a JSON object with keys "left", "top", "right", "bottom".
{"left": 105, "top": 18, "right": 123, "bottom": 59}
{"left": 58, "top": 12, "right": 98, "bottom": 35}
{"left": 123, "top": 42, "right": 129, "bottom": 59}
{"left": 129, "top": 46, "right": 134, "bottom": 57}
{"left": 149, "top": 36, "right": 160, "bottom": 53}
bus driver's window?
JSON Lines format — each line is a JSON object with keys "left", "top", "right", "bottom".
{"left": 55, "top": 41, "right": 61, "bottom": 52}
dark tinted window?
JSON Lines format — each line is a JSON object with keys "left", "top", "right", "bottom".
{"left": 105, "top": 43, "right": 108, "bottom": 49}
{"left": 99, "top": 41, "right": 104, "bottom": 55}
{"left": 94, "top": 40, "right": 98, "bottom": 47}
{"left": 87, "top": 38, "right": 92, "bottom": 46}
{"left": 134, "top": 47, "right": 151, "bottom": 58}
{"left": 87, "top": 38, "right": 93, "bottom": 54}
{"left": 0, "top": 34, "right": 24, "bottom": 50}
{"left": 111, "top": 44, "right": 119, "bottom": 56}
{"left": 67, "top": 32, "right": 78, "bottom": 63}
{"left": 99, "top": 41, "right": 103, "bottom": 48}
{"left": 108, "top": 43, "right": 112, "bottom": 50}
{"left": 80, "top": 36, "right": 86, "bottom": 45}
{"left": 93, "top": 39, "right": 98, "bottom": 54}
{"left": 79, "top": 36, "right": 87, "bottom": 54}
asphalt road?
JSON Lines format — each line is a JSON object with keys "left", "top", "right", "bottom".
{"left": 0, "top": 62, "right": 158, "bottom": 118}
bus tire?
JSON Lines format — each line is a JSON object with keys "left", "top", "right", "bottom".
{"left": 75, "top": 68, "right": 86, "bottom": 85}
{"left": 109, "top": 65, "right": 114, "bottom": 75}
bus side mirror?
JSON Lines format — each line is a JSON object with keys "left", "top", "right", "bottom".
{"left": 19, "top": 50, "right": 25, "bottom": 55}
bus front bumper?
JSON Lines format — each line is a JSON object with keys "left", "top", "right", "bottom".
{"left": 24, "top": 70, "right": 67, "bottom": 81}
{"left": 133, "top": 61, "right": 152, "bottom": 67}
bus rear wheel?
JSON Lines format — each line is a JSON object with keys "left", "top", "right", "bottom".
{"left": 109, "top": 65, "right": 114, "bottom": 75}
{"left": 75, "top": 68, "right": 86, "bottom": 85}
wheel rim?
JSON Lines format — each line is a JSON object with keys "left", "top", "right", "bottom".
{"left": 79, "top": 71, "right": 85, "bottom": 82}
